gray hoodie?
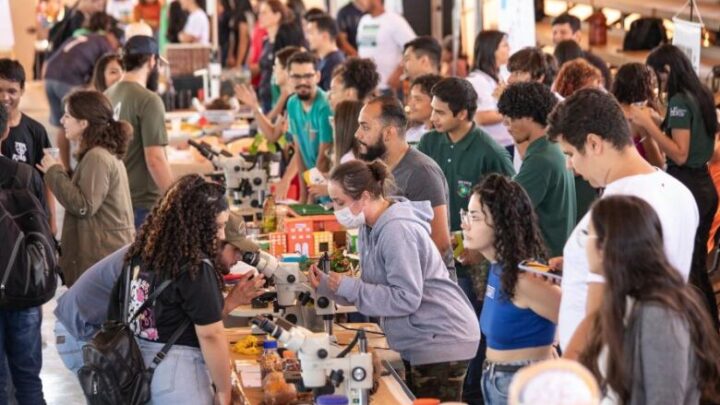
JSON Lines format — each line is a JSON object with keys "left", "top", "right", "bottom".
{"left": 318, "top": 198, "right": 480, "bottom": 365}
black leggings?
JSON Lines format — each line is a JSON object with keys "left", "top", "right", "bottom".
{"left": 668, "top": 165, "right": 719, "bottom": 329}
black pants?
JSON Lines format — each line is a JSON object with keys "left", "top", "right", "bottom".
{"left": 668, "top": 165, "right": 719, "bottom": 329}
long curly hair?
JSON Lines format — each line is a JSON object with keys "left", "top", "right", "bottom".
{"left": 125, "top": 175, "right": 229, "bottom": 283}
{"left": 579, "top": 195, "right": 720, "bottom": 403}
{"left": 473, "top": 174, "right": 547, "bottom": 299}
{"left": 64, "top": 90, "right": 132, "bottom": 161}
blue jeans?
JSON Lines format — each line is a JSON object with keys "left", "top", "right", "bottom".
{"left": 44, "top": 79, "right": 74, "bottom": 127}
{"left": 481, "top": 360, "right": 536, "bottom": 405}
{"left": 134, "top": 207, "right": 150, "bottom": 230}
{"left": 53, "top": 320, "right": 85, "bottom": 375}
{"left": 137, "top": 339, "right": 213, "bottom": 405}
{"left": 0, "top": 307, "right": 46, "bottom": 405}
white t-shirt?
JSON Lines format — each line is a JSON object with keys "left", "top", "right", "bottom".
{"left": 557, "top": 169, "right": 698, "bottom": 350}
{"left": 356, "top": 11, "right": 416, "bottom": 90}
{"left": 466, "top": 70, "right": 514, "bottom": 147}
{"left": 406, "top": 123, "right": 431, "bottom": 144}
{"left": 183, "top": 9, "right": 210, "bottom": 45}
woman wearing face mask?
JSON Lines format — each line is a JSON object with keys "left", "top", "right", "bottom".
{"left": 308, "top": 159, "right": 480, "bottom": 402}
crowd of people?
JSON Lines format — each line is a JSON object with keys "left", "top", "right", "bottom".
{"left": 2, "top": 2, "right": 720, "bottom": 405}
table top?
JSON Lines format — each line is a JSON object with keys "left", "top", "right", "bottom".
{"left": 226, "top": 324, "right": 411, "bottom": 405}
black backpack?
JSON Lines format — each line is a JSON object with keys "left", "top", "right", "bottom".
{"left": 0, "top": 163, "right": 59, "bottom": 309}
{"left": 77, "top": 260, "right": 193, "bottom": 405}
{"left": 623, "top": 18, "right": 668, "bottom": 51}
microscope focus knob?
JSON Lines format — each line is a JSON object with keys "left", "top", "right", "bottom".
{"left": 317, "top": 349, "right": 328, "bottom": 359}
{"left": 352, "top": 367, "right": 367, "bottom": 382}
{"left": 287, "top": 274, "right": 296, "bottom": 283}
{"left": 317, "top": 296, "right": 330, "bottom": 309}
{"left": 253, "top": 177, "right": 262, "bottom": 186}
{"left": 233, "top": 165, "right": 241, "bottom": 172}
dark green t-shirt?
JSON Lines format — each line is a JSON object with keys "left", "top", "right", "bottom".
{"left": 574, "top": 176, "right": 597, "bottom": 223}
{"left": 514, "top": 137, "right": 577, "bottom": 257}
{"left": 106, "top": 81, "right": 169, "bottom": 210}
{"left": 664, "top": 92, "right": 714, "bottom": 169}
{"left": 417, "top": 125, "right": 515, "bottom": 277}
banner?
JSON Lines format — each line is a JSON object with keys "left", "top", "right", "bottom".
{"left": 672, "top": 17, "right": 702, "bottom": 75}
{"left": 0, "top": 0, "right": 14, "bottom": 51}
{"left": 498, "top": 0, "right": 536, "bottom": 53}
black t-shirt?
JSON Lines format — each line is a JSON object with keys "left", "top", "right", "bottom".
{"left": 319, "top": 51, "right": 346, "bottom": 91}
{"left": 0, "top": 156, "right": 48, "bottom": 211}
{"left": 337, "top": 2, "right": 364, "bottom": 50}
{"left": 2, "top": 114, "right": 52, "bottom": 167}
{"left": 126, "top": 259, "right": 224, "bottom": 348}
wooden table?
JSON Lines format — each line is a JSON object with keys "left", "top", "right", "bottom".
{"left": 225, "top": 324, "right": 411, "bottom": 405}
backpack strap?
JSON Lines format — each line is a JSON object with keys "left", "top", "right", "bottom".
{"left": 13, "top": 163, "right": 33, "bottom": 190}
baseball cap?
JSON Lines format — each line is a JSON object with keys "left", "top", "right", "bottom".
{"left": 123, "top": 35, "right": 168, "bottom": 65}
{"left": 225, "top": 212, "right": 259, "bottom": 253}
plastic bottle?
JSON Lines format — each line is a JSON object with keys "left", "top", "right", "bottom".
{"left": 259, "top": 339, "right": 282, "bottom": 379}
{"left": 316, "top": 394, "right": 349, "bottom": 405}
{"left": 262, "top": 194, "right": 277, "bottom": 233}
{"left": 588, "top": 9, "right": 607, "bottom": 46}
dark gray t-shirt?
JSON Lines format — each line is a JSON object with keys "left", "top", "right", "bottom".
{"left": 391, "top": 147, "right": 455, "bottom": 279}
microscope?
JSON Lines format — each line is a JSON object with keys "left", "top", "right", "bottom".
{"left": 252, "top": 316, "right": 372, "bottom": 405}
{"left": 242, "top": 250, "right": 337, "bottom": 333}
{"left": 188, "top": 139, "right": 267, "bottom": 211}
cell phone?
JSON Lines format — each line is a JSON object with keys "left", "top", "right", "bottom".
{"left": 518, "top": 260, "right": 562, "bottom": 284}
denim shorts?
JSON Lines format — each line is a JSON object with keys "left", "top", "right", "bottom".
{"left": 137, "top": 339, "right": 214, "bottom": 405}
{"left": 481, "top": 360, "right": 536, "bottom": 405}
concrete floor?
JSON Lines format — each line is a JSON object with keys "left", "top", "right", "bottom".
{"left": 9, "top": 81, "right": 86, "bottom": 404}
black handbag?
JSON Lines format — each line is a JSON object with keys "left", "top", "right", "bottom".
{"left": 77, "top": 261, "right": 191, "bottom": 405}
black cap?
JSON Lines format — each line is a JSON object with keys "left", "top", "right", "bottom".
{"left": 124, "top": 35, "right": 159, "bottom": 56}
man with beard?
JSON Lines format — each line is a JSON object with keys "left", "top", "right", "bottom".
{"left": 355, "top": 95, "right": 456, "bottom": 281}
{"left": 105, "top": 35, "right": 173, "bottom": 228}
{"left": 279, "top": 51, "right": 334, "bottom": 201}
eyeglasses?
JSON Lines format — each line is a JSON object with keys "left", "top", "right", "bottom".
{"left": 290, "top": 73, "right": 315, "bottom": 81}
{"left": 576, "top": 228, "right": 599, "bottom": 247}
{"left": 460, "top": 209, "right": 482, "bottom": 228}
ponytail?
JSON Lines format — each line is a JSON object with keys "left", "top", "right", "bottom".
{"left": 66, "top": 90, "right": 133, "bottom": 161}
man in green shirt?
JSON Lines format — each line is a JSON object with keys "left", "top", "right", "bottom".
{"left": 498, "top": 81, "right": 577, "bottom": 257}
{"left": 418, "top": 77, "right": 514, "bottom": 404}
{"left": 105, "top": 36, "right": 174, "bottom": 228}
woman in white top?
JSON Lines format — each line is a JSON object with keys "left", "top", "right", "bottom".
{"left": 467, "top": 30, "right": 514, "bottom": 157}
{"left": 179, "top": 0, "right": 210, "bottom": 44}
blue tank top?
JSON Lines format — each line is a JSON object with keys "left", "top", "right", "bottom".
{"left": 479, "top": 263, "right": 556, "bottom": 350}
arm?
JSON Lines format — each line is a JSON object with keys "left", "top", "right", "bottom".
{"left": 196, "top": 321, "right": 232, "bottom": 405}
{"left": 337, "top": 32, "right": 357, "bottom": 57}
{"left": 234, "top": 83, "right": 283, "bottom": 142}
{"left": 41, "top": 154, "right": 111, "bottom": 218}
{"left": 629, "top": 105, "right": 690, "bottom": 166}
{"left": 638, "top": 127, "right": 666, "bottom": 168}
{"left": 334, "top": 226, "right": 424, "bottom": 317}
{"left": 178, "top": 31, "right": 199, "bottom": 43}
{"left": 637, "top": 306, "right": 692, "bottom": 404}
{"left": 144, "top": 146, "right": 174, "bottom": 193}
{"left": 316, "top": 142, "right": 332, "bottom": 174}
{"left": 235, "top": 22, "right": 250, "bottom": 68}
{"left": 563, "top": 313, "right": 595, "bottom": 360}
{"left": 515, "top": 274, "right": 561, "bottom": 323}
{"left": 266, "top": 90, "right": 290, "bottom": 122}
{"left": 45, "top": 183, "right": 58, "bottom": 235}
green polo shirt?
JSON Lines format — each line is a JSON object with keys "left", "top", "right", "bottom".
{"left": 514, "top": 136, "right": 577, "bottom": 257}
{"left": 418, "top": 125, "right": 515, "bottom": 277}
{"left": 665, "top": 92, "right": 714, "bottom": 169}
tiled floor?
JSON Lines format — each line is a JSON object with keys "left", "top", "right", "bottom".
{"left": 8, "top": 82, "right": 85, "bottom": 404}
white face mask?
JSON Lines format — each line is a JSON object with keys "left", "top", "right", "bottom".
{"left": 334, "top": 204, "right": 366, "bottom": 229}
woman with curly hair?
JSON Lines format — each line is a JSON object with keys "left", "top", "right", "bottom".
{"left": 552, "top": 58, "right": 603, "bottom": 98}
{"left": 308, "top": 160, "right": 480, "bottom": 402}
{"left": 37, "top": 90, "right": 134, "bottom": 286}
{"left": 461, "top": 174, "right": 560, "bottom": 405}
{"left": 580, "top": 195, "right": 720, "bottom": 404}
{"left": 110, "top": 174, "right": 234, "bottom": 404}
